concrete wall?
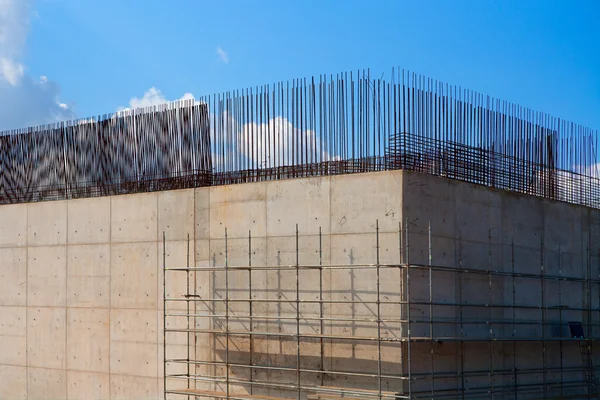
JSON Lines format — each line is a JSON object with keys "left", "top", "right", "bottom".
{"left": 0, "top": 191, "right": 193, "bottom": 399}
{"left": 0, "top": 169, "right": 598, "bottom": 399}
{"left": 401, "top": 171, "right": 600, "bottom": 396}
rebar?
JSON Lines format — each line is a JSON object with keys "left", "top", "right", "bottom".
{"left": 0, "top": 69, "right": 599, "bottom": 210}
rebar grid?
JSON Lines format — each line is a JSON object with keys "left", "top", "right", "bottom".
{"left": 163, "top": 220, "right": 600, "bottom": 400}
{"left": 1, "top": 69, "right": 599, "bottom": 209}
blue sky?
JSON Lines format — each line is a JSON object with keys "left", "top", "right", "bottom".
{"left": 0, "top": 0, "right": 599, "bottom": 131}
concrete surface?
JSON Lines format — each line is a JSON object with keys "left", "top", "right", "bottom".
{"left": 0, "top": 169, "right": 598, "bottom": 399}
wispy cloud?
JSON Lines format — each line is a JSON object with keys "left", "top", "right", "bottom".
{"left": 0, "top": 0, "right": 73, "bottom": 131}
{"left": 216, "top": 46, "right": 229, "bottom": 64}
{"left": 0, "top": 57, "right": 24, "bottom": 85}
{"left": 117, "top": 87, "right": 196, "bottom": 112}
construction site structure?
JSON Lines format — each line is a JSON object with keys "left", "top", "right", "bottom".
{"left": 163, "top": 170, "right": 600, "bottom": 400}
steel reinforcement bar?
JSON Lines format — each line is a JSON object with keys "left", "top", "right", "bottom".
{"left": 0, "top": 69, "right": 598, "bottom": 207}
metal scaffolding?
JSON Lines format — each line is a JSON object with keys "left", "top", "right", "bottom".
{"left": 163, "top": 221, "right": 600, "bottom": 399}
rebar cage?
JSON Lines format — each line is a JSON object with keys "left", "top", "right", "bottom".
{"left": 1, "top": 69, "right": 599, "bottom": 208}
{"left": 163, "top": 220, "right": 600, "bottom": 400}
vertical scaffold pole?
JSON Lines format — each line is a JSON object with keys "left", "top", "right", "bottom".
{"left": 488, "top": 229, "right": 494, "bottom": 398}
{"left": 458, "top": 231, "right": 465, "bottom": 400}
{"left": 541, "top": 236, "right": 546, "bottom": 398}
{"left": 248, "top": 230, "right": 254, "bottom": 395}
{"left": 376, "top": 220, "right": 382, "bottom": 398}
{"left": 186, "top": 234, "right": 191, "bottom": 397}
{"left": 511, "top": 240, "right": 517, "bottom": 400}
{"left": 586, "top": 245, "right": 592, "bottom": 348}
{"left": 296, "top": 224, "right": 301, "bottom": 400}
{"left": 398, "top": 221, "right": 405, "bottom": 388}
{"left": 405, "top": 218, "right": 412, "bottom": 398}
{"left": 428, "top": 222, "right": 434, "bottom": 398}
{"left": 559, "top": 246, "right": 564, "bottom": 397}
{"left": 319, "top": 227, "right": 325, "bottom": 387}
{"left": 225, "top": 228, "right": 230, "bottom": 398}
{"left": 163, "top": 232, "right": 167, "bottom": 400}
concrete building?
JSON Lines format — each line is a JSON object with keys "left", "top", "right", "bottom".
{"left": 0, "top": 69, "right": 599, "bottom": 399}
{"left": 0, "top": 169, "right": 598, "bottom": 399}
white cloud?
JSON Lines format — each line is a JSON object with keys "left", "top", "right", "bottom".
{"left": 0, "top": 0, "right": 73, "bottom": 131}
{"left": 0, "top": 0, "right": 29, "bottom": 58}
{"left": 213, "top": 112, "right": 335, "bottom": 171}
{"left": 117, "top": 87, "right": 198, "bottom": 112}
{"left": 240, "top": 116, "right": 333, "bottom": 168}
{"left": 0, "top": 57, "right": 24, "bottom": 85}
{"left": 216, "top": 46, "right": 229, "bottom": 64}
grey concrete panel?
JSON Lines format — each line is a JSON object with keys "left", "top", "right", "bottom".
{"left": 0, "top": 247, "right": 26, "bottom": 306}
{"left": 68, "top": 197, "right": 110, "bottom": 245}
{"left": 406, "top": 232, "right": 456, "bottom": 268}
{"left": 27, "top": 307, "right": 66, "bottom": 369}
{"left": 208, "top": 237, "right": 267, "bottom": 268}
{"left": 67, "top": 371, "right": 110, "bottom": 400}
{"left": 28, "top": 200, "right": 68, "bottom": 246}
{"left": 266, "top": 176, "right": 330, "bottom": 236}
{"left": 266, "top": 234, "right": 331, "bottom": 267}
{"left": 159, "top": 240, "right": 196, "bottom": 312}
{"left": 455, "top": 200, "right": 502, "bottom": 245}
{"left": 210, "top": 200, "right": 266, "bottom": 240}
{"left": 27, "top": 246, "right": 67, "bottom": 307}
{"left": 194, "top": 187, "right": 210, "bottom": 240}
{"left": 0, "top": 334, "right": 26, "bottom": 366}
{"left": 110, "top": 242, "right": 158, "bottom": 309}
{"left": 158, "top": 189, "right": 194, "bottom": 241}
{"left": 67, "top": 244, "right": 110, "bottom": 308}
{"left": 111, "top": 193, "right": 158, "bottom": 242}
{"left": 209, "top": 183, "right": 267, "bottom": 239}
{"left": 109, "top": 341, "right": 158, "bottom": 377}
{"left": 0, "top": 204, "right": 26, "bottom": 247}
{"left": 0, "top": 365, "right": 27, "bottom": 399}
{"left": 159, "top": 344, "right": 189, "bottom": 378}
{"left": 109, "top": 374, "right": 158, "bottom": 400}
{"left": 110, "top": 309, "right": 158, "bottom": 344}
{"left": 330, "top": 232, "right": 401, "bottom": 266}
{"left": 28, "top": 367, "right": 67, "bottom": 399}
{"left": 331, "top": 171, "right": 402, "bottom": 234}
{"left": 403, "top": 171, "right": 455, "bottom": 233}
{"left": 195, "top": 239, "right": 210, "bottom": 264}
{"left": 66, "top": 308, "right": 109, "bottom": 373}
{"left": 211, "top": 182, "right": 267, "bottom": 204}
{"left": 501, "top": 194, "right": 543, "bottom": 245}
{"left": 0, "top": 306, "right": 26, "bottom": 366}
{"left": 543, "top": 201, "right": 583, "bottom": 253}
